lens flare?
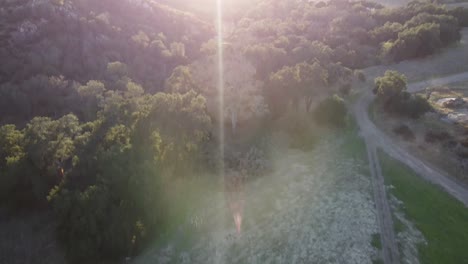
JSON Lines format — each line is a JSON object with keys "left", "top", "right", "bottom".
{"left": 217, "top": 0, "right": 243, "bottom": 238}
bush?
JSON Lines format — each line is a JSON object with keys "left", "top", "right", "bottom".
{"left": 225, "top": 145, "right": 272, "bottom": 179}
{"left": 374, "top": 71, "right": 431, "bottom": 118}
{"left": 383, "top": 23, "right": 443, "bottom": 62}
{"left": 461, "top": 137, "right": 468, "bottom": 148}
{"left": 425, "top": 130, "right": 451, "bottom": 143}
{"left": 354, "top": 70, "right": 366, "bottom": 82}
{"left": 313, "top": 95, "right": 348, "bottom": 128}
{"left": 50, "top": 185, "right": 147, "bottom": 262}
{"left": 450, "top": 7, "right": 468, "bottom": 27}
{"left": 397, "top": 94, "right": 432, "bottom": 119}
{"left": 239, "top": 147, "right": 272, "bottom": 178}
{"left": 393, "top": 124, "right": 415, "bottom": 141}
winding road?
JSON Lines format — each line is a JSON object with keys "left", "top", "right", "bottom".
{"left": 353, "top": 71, "right": 468, "bottom": 264}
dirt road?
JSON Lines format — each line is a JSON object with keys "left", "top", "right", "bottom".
{"left": 353, "top": 73, "right": 468, "bottom": 209}
{"left": 352, "top": 71, "right": 468, "bottom": 264}
{"left": 365, "top": 141, "right": 400, "bottom": 264}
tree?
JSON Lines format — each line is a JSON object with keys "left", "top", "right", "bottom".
{"left": 244, "top": 43, "right": 288, "bottom": 79}
{"left": 165, "top": 65, "right": 198, "bottom": 94}
{"left": 77, "top": 80, "right": 106, "bottom": 120}
{"left": 191, "top": 50, "right": 268, "bottom": 134}
{"left": 106, "top": 61, "right": 129, "bottom": 84}
{"left": 383, "top": 23, "right": 442, "bottom": 61}
{"left": 374, "top": 70, "right": 407, "bottom": 109}
{"left": 267, "top": 65, "right": 300, "bottom": 116}
{"left": 297, "top": 62, "right": 328, "bottom": 112}
{"left": 135, "top": 91, "right": 211, "bottom": 168}
{"left": 374, "top": 71, "right": 431, "bottom": 118}
{"left": 0, "top": 125, "right": 25, "bottom": 205}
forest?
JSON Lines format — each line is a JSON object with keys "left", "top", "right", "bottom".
{"left": 1, "top": 0, "right": 467, "bottom": 263}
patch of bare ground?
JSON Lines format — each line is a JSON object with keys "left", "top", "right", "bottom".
{"left": 371, "top": 107, "right": 468, "bottom": 185}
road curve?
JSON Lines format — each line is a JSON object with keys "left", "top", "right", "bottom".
{"left": 353, "top": 72, "right": 468, "bottom": 208}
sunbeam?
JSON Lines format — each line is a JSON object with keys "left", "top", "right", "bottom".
{"left": 217, "top": 0, "right": 224, "bottom": 174}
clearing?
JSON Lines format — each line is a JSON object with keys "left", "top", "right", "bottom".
{"left": 133, "top": 130, "right": 410, "bottom": 264}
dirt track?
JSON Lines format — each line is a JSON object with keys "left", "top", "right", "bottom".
{"left": 352, "top": 71, "right": 468, "bottom": 264}
{"left": 365, "top": 141, "right": 400, "bottom": 264}
{"left": 353, "top": 73, "right": 468, "bottom": 208}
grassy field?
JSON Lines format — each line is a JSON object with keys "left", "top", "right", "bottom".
{"left": 135, "top": 120, "right": 380, "bottom": 263}
{"left": 379, "top": 151, "right": 468, "bottom": 264}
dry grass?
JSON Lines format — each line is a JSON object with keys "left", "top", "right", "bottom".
{"left": 135, "top": 131, "right": 385, "bottom": 263}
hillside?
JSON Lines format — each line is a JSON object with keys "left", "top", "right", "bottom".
{"left": 1, "top": 0, "right": 468, "bottom": 263}
{"left": 0, "top": 0, "right": 214, "bottom": 124}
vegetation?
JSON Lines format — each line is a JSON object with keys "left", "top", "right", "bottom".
{"left": 374, "top": 71, "right": 432, "bottom": 118}
{"left": 371, "top": 233, "right": 382, "bottom": 250}
{"left": 379, "top": 151, "right": 468, "bottom": 264}
{"left": 313, "top": 95, "right": 348, "bottom": 127}
{"left": 1, "top": 0, "right": 467, "bottom": 262}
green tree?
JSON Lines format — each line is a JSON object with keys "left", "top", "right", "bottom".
{"left": 374, "top": 71, "right": 431, "bottom": 118}
{"left": 165, "top": 65, "right": 198, "bottom": 94}
{"left": 374, "top": 70, "right": 407, "bottom": 105}
{"left": 296, "top": 62, "right": 328, "bottom": 112}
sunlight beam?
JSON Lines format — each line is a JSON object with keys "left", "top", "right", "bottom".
{"left": 217, "top": 0, "right": 224, "bottom": 173}
{"left": 216, "top": 1, "right": 228, "bottom": 262}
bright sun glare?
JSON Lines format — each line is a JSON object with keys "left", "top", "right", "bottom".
{"left": 217, "top": 0, "right": 243, "bottom": 237}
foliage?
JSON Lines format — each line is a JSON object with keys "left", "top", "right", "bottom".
{"left": 313, "top": 95, "right": 348, "bottom": 128}
{"left": 355, "top": 70, "right": 366, "bottom": 82}
{"left": 374, "top": 71, "right": 431, "bottom": 118}
{"left": 190, "top": 50, "right": 269, "bottom": 133}
{"left": 383, "top": 23, "right": 442, "bottom": 61}
{"left": 51, "top": 186, "right": 144, "bottom": 262}
{"left": 267, "top": 62, "right": 330, "bottom": 116}
{"left": 0, "top": 77, "right": 212, "bottom": 261}
{"left": 393, "top": 124, "right": 415, "bottom": 141}
{"left": 449, "top": 7, "right": 468, "bottom": 27}
{"left": 0, "top": 0, "right": 463, "bottom": 262}
{"left": 234, "top": 0, "right": 461, "bottom": 71}
{"left": 0, "top": 0, "right": 213, "bottom": 123}
{"left": 374, "top": 70, "right": 408, "bottom": 104}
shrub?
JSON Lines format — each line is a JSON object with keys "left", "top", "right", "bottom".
{"left": 374, "top": 71, "right": 431, "bottom": 118}
{"left": 239, "top": 146, "right": 272, "bottom": 178}
{"left": 225, "top": 145, "right": 272, "bottom": 179}
{"left": 393, "top": 124, "right": 415, "bottom": 141}
{"left": 50, "top": 185, "right": 146, "bottom": 262}
{"left": 313, "top": 95, "right": 347, "bottom": 128}
{"left": 450, "top": 7, "right": 468, "bottom": 27}
{"left": 461, "top": 137, "right": 468, "bottom": 148}
{"left": 383, "top": 23, "right": 442, "bottom": 62}
{"left": 398, "top": 94, "right": 432, "bottom": 119}
{"left": 425, "top": 130, "right": 451, "bottom": 143}
{"left": 354, "top": 70, "right": 366, "bottom": 82}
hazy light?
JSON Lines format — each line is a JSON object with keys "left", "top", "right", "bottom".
{"left": 216, "top": 1, "right": 227, "bottom": 262}
{"left": 217, "top": 0, "right": 224, "bottom": 174}
{"left": 217, "top": 0, "right": 243, "bottom": 247}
